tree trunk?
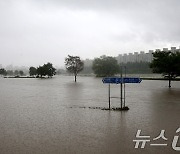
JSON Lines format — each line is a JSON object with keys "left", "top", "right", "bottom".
{"left": 168, "top": 73, "right": 171, "bottom": 88}
{"left": 74, "top": 75, "right": 77, "bottom": 82}
{"left": 168, "top": 78, "right": 171, "bottom": 88}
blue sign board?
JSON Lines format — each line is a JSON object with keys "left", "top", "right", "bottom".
{"left": 123, "top": 77, "right": 142, "bottom": 83}
{"left": 102, "top": 77, "right": 142, "bottom": 84}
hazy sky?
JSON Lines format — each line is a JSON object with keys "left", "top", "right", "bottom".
{"left": 0, "top": 0, "right": 180, "bottom": 67}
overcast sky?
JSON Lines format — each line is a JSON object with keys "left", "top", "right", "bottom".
{"left": 0, "top": 0, "right": 180, "bottom": 67}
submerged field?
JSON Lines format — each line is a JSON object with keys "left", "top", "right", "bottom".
{"left": 0, "top": 76, "right": 180, "bottom": 154}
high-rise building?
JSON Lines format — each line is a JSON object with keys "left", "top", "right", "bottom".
{"left": 116, "top": 46, "right": 179, "bottom": 63}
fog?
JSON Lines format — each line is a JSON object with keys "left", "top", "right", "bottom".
{"left": 0, "top": 0, "right": 180, "bottom": 67}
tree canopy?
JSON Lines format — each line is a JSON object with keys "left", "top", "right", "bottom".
{"left": 19, "top": 70, "right": 24, "bottom": 76}
{"left": 29, "top": 67, "right": 37, "bottom": 76}
{"left": 0, "top": 69, "right": 24, "bottom": 76}
{"left": 150, "top": 51, "right": 180, "bottom": 87}
{"left": 6, "top": 70, "right": 13, "bottom": 76}
{"left": 0, "top": 68, "right": 7, "bottom": 76}
{"left": 36, "top": 62, "right": 56, "bottom": 78}
{"left": 92, "top": 56, "right": 119, "bottom": 77}
{"left": 65, "top": 55, "right": 84, "bottom": 82}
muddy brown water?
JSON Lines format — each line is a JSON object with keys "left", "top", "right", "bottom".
{"left": 0, "top": 76, "right": 180, "bottom": 154}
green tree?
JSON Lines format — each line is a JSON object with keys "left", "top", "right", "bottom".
{"left": 92, "top": 56, "right": 119, "bottom": 77}
{"left": 43, "top": 62, "right": 56, "bottom": 77}
{"left": 37, "top": 62, "right": 56, "bottom": 78}
{"left": 150, "top": 51, "right": 180, "bottom": 87}
{"left": 37, "top": 66, "right": 45, "bottom": 78}
{"left": 6, "top": 70, "right": 14, "bottom": 76}
{"left": 14, "top": 70, "right": 19, "bottom": 76}
{"left": 19, "top": 70, "right": 24, "bottom": 76}
{"left": 29, "top": 67, "right": 37, "bottom": 76}
{"left": 0, "top": 68, "right": 7, "bottom": 76}
{"left": 65, "top": 55, "right": 84, "bottom": 82}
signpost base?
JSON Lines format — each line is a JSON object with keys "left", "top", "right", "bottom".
{"left": 101, "top": 106, "right": 129, "bottom": 111}
{"left": 119, "top": 106, "right": 129, "bottom": 111}
{"left": 102, "top": 77, "right": 142, "bottom": 111}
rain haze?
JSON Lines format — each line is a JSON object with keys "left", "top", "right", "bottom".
{"left": 0, "top": 0, "right": 180, "bottom": 67}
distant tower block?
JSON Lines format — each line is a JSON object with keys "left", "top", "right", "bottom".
{"left": 128, "top": 53, "right": 133, "bottom": 62}
{"left": 123, "top": 53, "right": 127, "bottom": 63}
{"left": 139, "top": 51, "right": 145, "bottom": 62}
{"left": 147, "top": 50, "right": 153, "bottom": 62}
{"left": 116, "top": 46, "right": 179, "bottom": 64}
{"left": 171, "top": 47, "right": 176, "bottom": 50}
{"left": 149, "top": 50, "right": 153, "bottom": 54}
{"left": 156, "top": 49, "right": 161, "bottom": 52}
{"left": 163, "top": 48, "right": 168, "bottom": 51}
{"left": 134, "top": 52, "right": 138, "bottom": 62}
{"left": 117, "top": 54, "right": 123, "bottom": 63}
{"left": 171, "top": 47, "right": 176, "bottom": 53}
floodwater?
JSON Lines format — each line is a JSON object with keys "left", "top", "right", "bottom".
{"left": 0, "top": 76, "right": 180, "bottom": 154}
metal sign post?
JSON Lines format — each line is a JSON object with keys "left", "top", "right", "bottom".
{"left": 102, "top": 75, "right": 142, "bottom": 110}
{"left": 108, "top": 83, "right": 110, "bottom": 109}
{"left": 120, "top": 67, "right": 123, "bottom": 109}
{"left": 124, "top": 66, "right": 126, "bottom": 108}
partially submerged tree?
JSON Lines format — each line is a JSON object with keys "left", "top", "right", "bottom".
{"left": 65, "top": 55, "right": 84, "bottom": 82}
{"left": 37, "top": 66, "right": 44, "bottom": 77}
{"left": 0, "top": 68, "right": 7, "bottom": 76}
{"left": 6, "top": 70, "right": 13, "bottom": 76}
{"left": 19, "top": 70, "right": 24, "bottom": 76}
{"left": 14, "top": 70, "right": 19, "bottom": 76}
{"left": 29, "top": 67, "right": 37, "bottom": 76}
{"left": 92, "top": 56, "right": 119, "bottom": 77}
{"left": 150, "top": 51, "right": 180, "bottom": 87}
{"left": 43, "top": 62, "right": 56, "bottom": 77}
{"left": 37, "top": 62, "right": 56, "bottom": 78}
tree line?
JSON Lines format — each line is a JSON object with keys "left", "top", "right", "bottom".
{"left": 1, "top": 52, "right": 180, "bottom": 87}
{"left": 66, "top": 52, "right": 180, "bottom": 88}
{"left": 29, "top": 62, "right": 56, "bottom": 78}
{"left": 0, "top": 69, "right": 24, "bottom": 76}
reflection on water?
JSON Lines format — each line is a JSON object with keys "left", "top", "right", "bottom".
{"left": 0, "top": 76, "right": 180, "bottom": 154}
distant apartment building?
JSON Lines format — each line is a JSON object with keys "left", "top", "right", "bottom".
{"left": 116, "top": 50, "right": 153, "bottom": 63}
{"left": 83, "top": 46, "right": 180, "bottom": 67}
{"left": 116, "top": 46, "right": 180, "bottom": 63}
